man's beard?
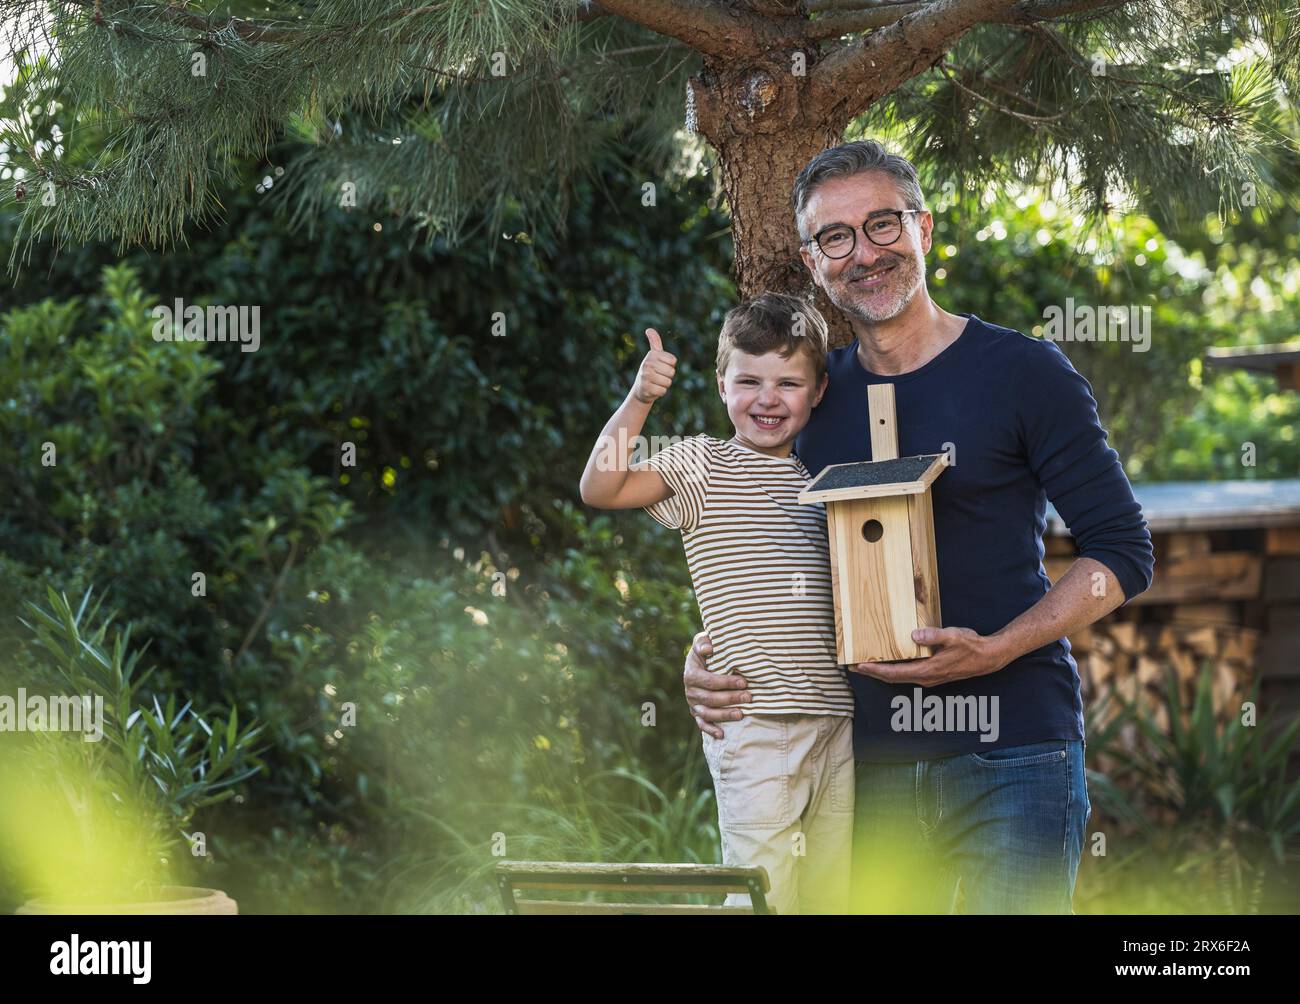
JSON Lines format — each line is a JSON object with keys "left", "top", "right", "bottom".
{"left": 826, "top": 249, "right": 926, "bottom": 323}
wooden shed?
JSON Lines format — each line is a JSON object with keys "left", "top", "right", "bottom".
{"left": 1045, "top": 479, "right": 1300, "bottom": 729}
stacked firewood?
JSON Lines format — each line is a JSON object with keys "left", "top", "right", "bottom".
{"left": 1042, "top": 529, "right": 1272, "bottom": 734}
{"left": 1068, "top": 617, "right": 1259, "bottom": 732}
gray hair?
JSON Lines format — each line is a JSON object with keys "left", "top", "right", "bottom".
{"left": 792, "top": 140, "right": 926, "bottom": 241}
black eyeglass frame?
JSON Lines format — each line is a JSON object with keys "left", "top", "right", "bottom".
{"left": 802, "top": 209, "right": 926, "bottom": 258}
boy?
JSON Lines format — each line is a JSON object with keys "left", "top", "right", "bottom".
{"left": 578, "top": 292, "right": 854, "bottom": 915}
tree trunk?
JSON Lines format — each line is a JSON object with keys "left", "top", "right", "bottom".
{"left": 690, "top": 53, "right": 860, "bottom": 348}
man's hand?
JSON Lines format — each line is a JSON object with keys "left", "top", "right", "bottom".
{"left": 633, "top": 328, "right": 677, "bottom": 404}
{"left": 850, "top": 626, "right": 1010, "bottom": 687}
{"left": 682, "top": 631, "right": 750, "bottom": 739}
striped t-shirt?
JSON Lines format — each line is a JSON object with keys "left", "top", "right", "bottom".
{"left": 643, "top": 435, "right": 853, "bottom": 717}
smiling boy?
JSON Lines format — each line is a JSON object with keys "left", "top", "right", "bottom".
{"left": 578, "top": 292, "right": 854, "bottom": 914}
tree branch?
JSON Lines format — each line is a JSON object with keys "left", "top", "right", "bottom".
{"left": 740, "top": 0, "right": 804, "bottom": 15}
{"left": 808, "top": 0, "right": 1019, "bottom": 122}
{"left": 802, "top": 0, "right": 1135, "bottom": 42}
{"left": 807, "top": 0, "right": 1140, "bottom": 125}
{"left": 803, "top": 3, "right": 929, "bottom": 41}
{"left": 1007, "top": 0, "right": 1136, "bottom": 21}
{"left": 590, "top": 0, "right": 797, "bottom": 59}
{"left": 807, "top": 0, "right": 922, "bottom": 9}
{"left": 55, "top": 0, "right": 305, "bottom": 44}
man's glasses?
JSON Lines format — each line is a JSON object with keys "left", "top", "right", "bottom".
{"left": 804, "top": 209, "right": 925, "bottom": 259}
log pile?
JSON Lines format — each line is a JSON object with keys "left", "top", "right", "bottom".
{"left": 1042, "top": 529, "right": 1273, "bottom": 734}
{"left": 1067, "top": 617, "right": 1259, "bottom": 732}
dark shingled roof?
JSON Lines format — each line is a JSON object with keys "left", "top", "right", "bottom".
{"left": 807, "top": 455, "right": 940, "bottom": 493}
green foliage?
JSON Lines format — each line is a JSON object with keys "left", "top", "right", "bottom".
{"left": 233, "top": 502, "right": 715, "bottom": 911}
{"left": 377, "top": 760, "right": 721, "bottom": 913}
{"left": 875, "top": 69, "right": 1300, "bottom": 482}
{"left": 0, "top": 586, "right": 262, "bottom": 906}
{"left": 925, "top": 195, "right": 1206, "bottom": 474}
{"left": 1151, "top": 367, "right": 1300, "bottom": 480}
{"left": 207, "top": 823, "right": 380, "bottom": 915}
{"left": 21, "top": 585, "right": 265, "bottom": 819}
{"left": 918, "top": 183, "right": 1300, "bottom": 480}
{"left": 1081, "top": 667, "right": 1300, "bottom": 913}
{"left": 0, "top": 2, "right": 699, "bottom": 260}
{"left": 0, "top": 147, "right": 736, "bottom": 910}
{"left": 3, "top": 2, "right": 1297, "bottom": 271}
{"left": 2, "top": 63, "right": 1297, "bottom": 909}
{"left": 1140, "top": 192, "right": 1300, "bottom": 479}
{"left": 0, "top": 261, "right": 362, "bottom": 819}
{"left": 857, "top": 5, "right": 1297, "bottom": 232}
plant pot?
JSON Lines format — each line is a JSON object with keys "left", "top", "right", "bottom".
{"left": 15, "top": 885, "right": 238, "bottom": 915}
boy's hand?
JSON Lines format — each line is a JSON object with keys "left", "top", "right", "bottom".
{"left": 633, "top": 328, "right": 677, "bottom": 405}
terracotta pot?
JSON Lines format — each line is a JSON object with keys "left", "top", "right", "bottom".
{"left": 15, "top": 885, "right": 238, "bottom": 915}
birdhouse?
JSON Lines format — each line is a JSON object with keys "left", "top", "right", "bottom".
{"left": 799, "top": 385, "right": 946, "bottom": 663}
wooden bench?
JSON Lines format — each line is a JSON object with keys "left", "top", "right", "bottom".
{"left": 495, "top": 861, "right": 773, "bottom": 915}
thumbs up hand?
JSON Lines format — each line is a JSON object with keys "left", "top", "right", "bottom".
{"left": 633, "top": 327, "right": 678, "bottom": 405}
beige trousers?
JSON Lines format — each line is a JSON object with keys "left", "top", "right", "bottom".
{"left": 701, "top": 712, "right": 855, "bottom": 915}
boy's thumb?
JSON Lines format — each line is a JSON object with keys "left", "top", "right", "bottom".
{"left": 645, "top": 327, "right": 663, "bottom": 352}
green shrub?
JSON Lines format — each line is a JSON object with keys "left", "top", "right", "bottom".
{"left": 0, "top": 587, "right": 262, "bottom": 908}
{"left": 1081, "top": 665, "right": 1300, "bottom": 913}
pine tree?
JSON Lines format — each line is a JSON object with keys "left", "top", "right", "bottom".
{"left": 1, "top": 1, "right": 1296, "bottom": 340}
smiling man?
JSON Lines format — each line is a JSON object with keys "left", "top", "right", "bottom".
{"left": 681, "top": 140, "right": 1155, "bottom": 914}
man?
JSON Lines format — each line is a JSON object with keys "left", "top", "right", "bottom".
{"left": 681, "top": 140, "right": 1154, "bottom": 914}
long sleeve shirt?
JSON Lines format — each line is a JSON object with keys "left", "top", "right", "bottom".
{"left": 795, "top": 313, "right": 1154, "bottom": 762}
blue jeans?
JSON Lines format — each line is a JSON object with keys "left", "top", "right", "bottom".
{"left": 850, "top": 739, "right": 1090, "bottom": 914}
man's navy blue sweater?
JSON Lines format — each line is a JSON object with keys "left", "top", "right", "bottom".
{"left": 795, "top": 314, "right": 1154, "bottom": 762}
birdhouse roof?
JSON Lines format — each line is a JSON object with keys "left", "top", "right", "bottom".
{"left": 798, "top": 454, "right": 947, "bottom": 504}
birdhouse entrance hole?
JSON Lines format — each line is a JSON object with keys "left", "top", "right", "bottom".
{"left": 861, "top": 519, "right": 884, "bottom": 542}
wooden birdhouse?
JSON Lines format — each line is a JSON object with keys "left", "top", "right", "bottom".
{"left": 799, "top": 384, "right": 946, "bottom": 664}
